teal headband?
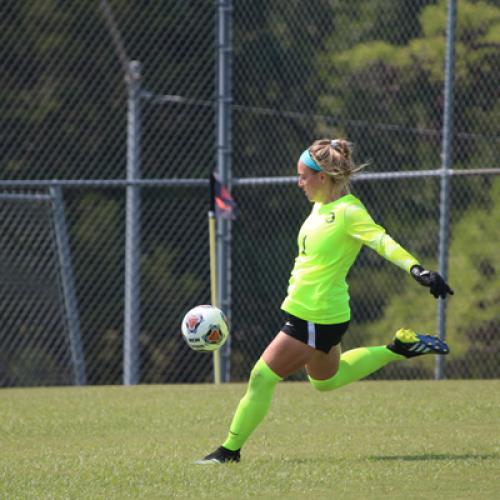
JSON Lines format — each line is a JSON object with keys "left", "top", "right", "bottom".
{"left": 299, "top": 149, "right": 322, "bottom": 172}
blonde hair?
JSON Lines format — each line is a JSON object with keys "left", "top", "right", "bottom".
{"left": 309, "top": 138, "right": 366, "bottom": 191}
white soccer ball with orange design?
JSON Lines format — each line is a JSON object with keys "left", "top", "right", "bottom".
{"left": 181, "top": 305, "right": 229, "bottom": 352}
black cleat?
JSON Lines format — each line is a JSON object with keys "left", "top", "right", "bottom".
{"left": 194, "top": 446, "right": 241, "bottom": 464}
{"left": 387, "top": 328, "right": 450, "bottom": 358}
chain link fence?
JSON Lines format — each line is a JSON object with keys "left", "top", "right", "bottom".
{"left": 0, "top": 0, "right": 498, "bottom": 387}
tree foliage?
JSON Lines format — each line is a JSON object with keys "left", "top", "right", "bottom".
{"left": 362, "top": 178, "right": 500, "bottom": 377}
{"left": 1, "top": 0, "right": 498, "bottom": 383}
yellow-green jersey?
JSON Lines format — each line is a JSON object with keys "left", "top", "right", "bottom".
{"left": 281, "top": 194, "right": 419, "bottom": 324}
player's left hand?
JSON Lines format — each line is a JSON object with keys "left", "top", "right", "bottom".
{"left": 410, "top": 265, "right": 454, "bottom": 299}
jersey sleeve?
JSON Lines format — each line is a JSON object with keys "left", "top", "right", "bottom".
{"left": 343, "top": 203, "right": 419, "bottom": 272}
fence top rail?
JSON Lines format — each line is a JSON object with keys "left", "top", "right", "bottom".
{"left": 0, "top": 179, "right": 209, "bottom": 188}
{"left": 0, "top": 193, "right": 52, "bottom": 201}
{"left": 0, "top": 168, "right": 498, "bottom": 189}
{"left": 235, "top": 168, "right": 500, "bottom": 185}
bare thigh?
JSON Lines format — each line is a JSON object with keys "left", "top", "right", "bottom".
{"left": 305, "top": 344, "right": 341, "bottom": 380}
{"left": 261, "top": 332, "right": 315, "bottom": 378}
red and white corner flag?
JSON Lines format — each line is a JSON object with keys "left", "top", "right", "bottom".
{"left": 210, "top": 172, "right": 238, "bottom": 220}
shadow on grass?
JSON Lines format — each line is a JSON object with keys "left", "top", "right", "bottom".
{"left": 369, "top": 453, "right": 499, "bottom": 462}
{"left": 274, "top": 453, "right": 499, "bottom": 466}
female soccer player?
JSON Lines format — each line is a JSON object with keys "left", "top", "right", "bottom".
{"left": 196, "top": 138, "right": 454, "bottom": 464}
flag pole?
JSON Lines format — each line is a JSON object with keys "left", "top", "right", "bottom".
{"left": 209, "top": 174, "right": 222, "bottom": 385}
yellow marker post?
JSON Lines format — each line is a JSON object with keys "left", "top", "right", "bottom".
{"left": 208, "top": 210, "right": 221, "bottom": 385}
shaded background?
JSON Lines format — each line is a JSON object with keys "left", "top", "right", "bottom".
{"left": 0, "top": 0, "right": 498, "bottom": 386}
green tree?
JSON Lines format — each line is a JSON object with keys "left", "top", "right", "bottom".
{"left": 319, "top": 0, "right": 500, "bottom": 172}
{"left": 313, "top": 0, "right": 500, "bottom": 334}
{"left": 362, "top": 178, "right": 500, "bottom": 377}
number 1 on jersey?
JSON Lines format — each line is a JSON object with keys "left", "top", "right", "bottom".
{"left": 301, "top": 234, "right": 307, "bottom": 255}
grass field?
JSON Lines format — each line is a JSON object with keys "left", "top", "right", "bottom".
{"left": 1, "top": 381, "right": 499, "bottom": 499}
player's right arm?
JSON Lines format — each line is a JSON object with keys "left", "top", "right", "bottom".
{"left": 343, "top": 202, "right": 419, "bottom": 273}
{"left": 343, "top": 202, "right": 454, "bottom": 299}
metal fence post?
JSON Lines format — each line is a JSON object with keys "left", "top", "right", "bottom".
{"left": 124, "top": 60, "right": 142, "bottom": 385}
{"left": 436, "top": 0, "right": 457, "bottom": 380}
{"left": 216, "top": 0, "right": 233, "bottom": 383}
{"left": 50, "top": 187, "right": 87, "bottom": 385}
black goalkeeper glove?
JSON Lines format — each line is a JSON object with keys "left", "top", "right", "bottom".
{"left": 410, "top": 265, "right": 454, "bottom": 299}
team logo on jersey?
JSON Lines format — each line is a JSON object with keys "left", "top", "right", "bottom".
{"left": 326, "top": 211, "right": 336, "bottom": 224}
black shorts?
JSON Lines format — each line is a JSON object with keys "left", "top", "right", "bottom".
{"left": 281, "top": 313, "right": 349, "bottom": 353}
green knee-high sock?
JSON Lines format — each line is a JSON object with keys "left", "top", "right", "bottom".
{"left": 222, "top": 358, "right": 282, "bottom": 451}
{"left": 309, "top": 346, "right": 403, "bottom": 392}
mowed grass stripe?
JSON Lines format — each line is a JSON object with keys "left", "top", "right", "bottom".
{"left": 1, "top": 381, "right": 499, "bottom": 499}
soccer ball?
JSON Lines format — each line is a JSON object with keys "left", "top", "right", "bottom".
{"left": 181, "top": 305, "right": 229, "bottom": 352}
